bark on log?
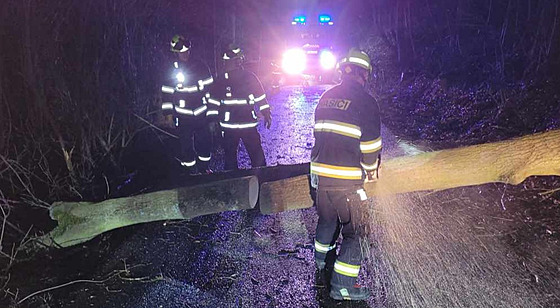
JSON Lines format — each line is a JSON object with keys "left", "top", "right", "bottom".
{"left": 41, "top": 176, "right": 259, "bottom": 247}
{"left": 260, "top": 129, "right": 560, "bottom": 214}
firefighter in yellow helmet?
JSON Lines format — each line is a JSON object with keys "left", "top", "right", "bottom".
{"left": 310, "top": 48, "right": 382, "bottom": 301}
{"left": 160, "top": 35, "right": 215, "bottom": 173}
{"left": 207, "top": 43, "right": 272, "bottom": 170}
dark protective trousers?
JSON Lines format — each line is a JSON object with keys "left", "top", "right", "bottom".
{"left": 315, "top": 188, "right": 364, "bottom": 287}
{"left": 222, "top": 127, "right": 266, "bottom": 170}
{"left": 177, "top": 117, "right": 212, "bottom": 167}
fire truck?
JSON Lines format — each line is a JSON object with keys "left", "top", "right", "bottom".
{"left": 271, "top": 12, "right": 340, "bottom": 87}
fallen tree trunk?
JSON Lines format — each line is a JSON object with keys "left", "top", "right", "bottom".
{"left": 41, "top": 176, "right": 258, "bottom": 247}
{"left": 260, "top": 129, "right": 560, "bottom": 214}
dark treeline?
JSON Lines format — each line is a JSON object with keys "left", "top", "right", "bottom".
{"left": 366, "top": 0, "right": 560, "bottom": 85}
{"left": 360, "top": 0, "right": 560, "bottom": 147}
{"left": 0, "top": 0, "right": 559, "bottom": 204}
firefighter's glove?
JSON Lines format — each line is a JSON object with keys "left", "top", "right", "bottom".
{"left": 264, "top": 114, "right": 272, "bottom": 129}
{"left": 364, "top": 156, "right": 381, "bottom": 183}
{"left": 364, "top": 169, "right": 378, "bottom": 183}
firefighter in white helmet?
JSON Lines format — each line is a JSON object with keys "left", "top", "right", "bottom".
{"left": 310, "top": 48, "right": 382, "bottom": 301}
{"left": 160, "top": 35, "right": 215, "bottom": 173}
{"left": 207, "top": 43, "right": 272, "bottom": 170}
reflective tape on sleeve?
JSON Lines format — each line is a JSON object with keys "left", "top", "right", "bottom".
{"left": 199, "top": 76, "right": 214, "bottom": 86}
{"left": 176, "top": 85, "right": 199, "bottom": 93}
{"left": 334, "top": 261, "right": 361, "bottom": 278}
{"left": 206, "top": 110, "right": 219, "bottom": 116}
{"left": 314, "top": 120, "right": 362, "bottom": 139}
{"left": 161, "top": 103, "right": 174, "bottom": 110}
{"left": 175, "top": 107, "right": 194, "bottom": 115}
{"left": 208, "top": 98, "right": 221, "bottom": 106}
{"left": 193, "top": 105, "right": 208, "bottom": 116}
{"left": 254, "top": 94, "right": 266, "bottom": 102}
{"left": 360, "top": 137, "right": 382, "bottom": 153}
{"left": 224, "top": 111, "right": 230, "bottom": 122}
{"left": 259, "top": 104, "right": 270, "bottom": 111}
{"left": 360, "top": 160, "right": 378, "bottom": 171}
{"left": 161, "top": 86, "right": 175, "bottom": 94}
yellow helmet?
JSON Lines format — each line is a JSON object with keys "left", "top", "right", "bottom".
{"left": 170, "top": 35, "right": 192, "bottom": 53}
{"left": 337, "top": 48, "right": 372, "bottom": 74}
{"left": 222, "top": 43, "right": 244, "bottom": 61}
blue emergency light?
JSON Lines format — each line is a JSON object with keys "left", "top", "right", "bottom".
{"left": 319, "top": 15, "right": 331, "bottom": 23}
{"left": 292, "top": 16, "right": 306, "bottom": 24}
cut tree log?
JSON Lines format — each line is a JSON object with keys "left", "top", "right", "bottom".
{"left": 41, "top": 176, "right": 258, "bottom": 248}
{"left": 259, "top": 129, "right": 560, "bottom": 214}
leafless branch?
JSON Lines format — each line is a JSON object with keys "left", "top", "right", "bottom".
{"left": 133, "top": 113, "right": 178, "bottom": 139}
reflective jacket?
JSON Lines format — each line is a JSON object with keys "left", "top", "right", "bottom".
{"left": 208, "top": 68, "right": 270, "bottom": 129}
{"left": 160, "top": 60, "right": 215, "bottom": 119}
{"left": 310, "top": 79, "right": 382, "bottom": 189}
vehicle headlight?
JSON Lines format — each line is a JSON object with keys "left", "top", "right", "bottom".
{"left": 282, "top": 48, "right": 306, "bottom": 75}
{"left": 320, "top": 50, "right": 336, "bottom": 70}
{"left": 176, "top": 72, "right": 185, "bottom": 83}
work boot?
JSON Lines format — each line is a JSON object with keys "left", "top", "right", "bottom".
{"left": 180, "top": 163, "right": 199, "bottom": 175}
{"left": 329, "top": 283, "right": 370, "bottom": 301}
{"left": 315, "top": 268, "right": 328, "bottom": 287}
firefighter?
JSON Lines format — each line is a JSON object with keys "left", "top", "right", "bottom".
{"left": 160, "top": 35, "right": 216, "bottom": 173}
{"left": 208, "top": 44, "right": 272, "bottom": 170}
{"left": 310, "top": 48, "right": 382, "bottom": 301}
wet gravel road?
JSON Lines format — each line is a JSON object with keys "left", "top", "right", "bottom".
{"left": 8, "top": 85, "right": 559, "bottom": 308}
